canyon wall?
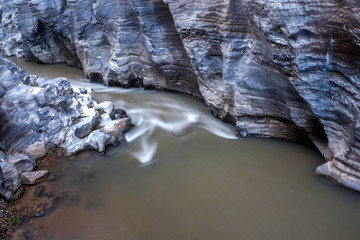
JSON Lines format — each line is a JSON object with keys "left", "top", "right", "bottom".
{"left": 0, "top": 0, "right": 360, "bottom": 191}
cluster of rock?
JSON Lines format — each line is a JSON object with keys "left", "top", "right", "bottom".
{"left": 0, "top": 57, "right": 130, "bottom": 201}
{"left": 0, "top": 0, "right": 360, "bottom": 191}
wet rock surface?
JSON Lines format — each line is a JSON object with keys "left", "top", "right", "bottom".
{"left": 0, "top": 0, "right": 360, "bottom": 190}
{"left": 0, "top": 57, "right": 130, "bottom": 200}
{"left": 0, "top": 148, "right": 72, "bottom": 239}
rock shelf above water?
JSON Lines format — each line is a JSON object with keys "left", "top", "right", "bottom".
{"left": 0, "top": 57, "right": 130, "bottom": 201}
{"left": 0, "top": 0, "right": 360, "bottom": 191}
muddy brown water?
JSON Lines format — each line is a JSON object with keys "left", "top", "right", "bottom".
{"left": 9, "top": 58, "right": 360, "bottom": 240}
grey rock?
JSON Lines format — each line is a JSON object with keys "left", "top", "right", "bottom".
{"left": 23, "top": 140, "right": 47, "bottom": 160}
{"left": 8, "top": 154, "right": 36, "bottom": 172}
{"left": 95, "top": 101, "right": 114, "bottom": 116}
{"left": 100, "top": 118, "right": 131, "bottom": 138}
{"left": 74, "top": 113, "right": 100, "bottom": 139}
{"left": 0, "top": 57, "right": 131, "bottom": 200}
{"left": 110, "top": 109, "right": 127, "bottom": 120}
{"left": 0, "top": 150, "right": 5, "bottom": 161}
{"left": 0, "top": 0, "right": 360, "bottom": 191}
{"left": 0, "top": 161, "right": 23, "bottom": 201}
{"left": 21, "top": 170, "right": 48, "bottom": 185}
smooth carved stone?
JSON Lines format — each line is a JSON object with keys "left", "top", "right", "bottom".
{"left": 100, "top": 118, "right": 131, "bottom": 137}
{"left": 0, "top": 161, "right": 23, "bottom": 201}
{"left": 74, "top": 114, "right": 101, "bottom": 139}
{"left": 21, "top": 170, "right": 48, "bottom": 185}
{"left": 0, "top": 151, "right": 5, "bottom": 161}
{"left": 7, "top": 154, "right": 36, "bottom": 172}
{"left": 0, "top": 0, "right": 360, "bottom": 191}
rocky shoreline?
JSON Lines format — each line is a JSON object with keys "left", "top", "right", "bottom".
{"left": 0, "top": 57, "right": 131, "bottom": 201}
{"left": 0, "top": 147, "right": 81, "bottom": 240}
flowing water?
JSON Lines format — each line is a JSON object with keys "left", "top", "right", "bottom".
{"left": 9, "top": 59, "right": 360, "bottom": 240}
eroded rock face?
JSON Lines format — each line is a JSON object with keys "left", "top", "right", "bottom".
{"left": 0, "top": 0, "right": 359, "bottom": 191}
{"left": 0, "top": 57, "right": 130, "bottom": 200}
{"left": 0, "top": 161, "right": 22, "bottom": 201}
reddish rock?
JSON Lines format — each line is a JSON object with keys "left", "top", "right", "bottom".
{"left": 21, "top": 171, "right": 49, "bottom": 185}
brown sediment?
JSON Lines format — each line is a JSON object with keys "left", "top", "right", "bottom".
{"left": 0, "top": 148, "right": 68, "bottom": 240}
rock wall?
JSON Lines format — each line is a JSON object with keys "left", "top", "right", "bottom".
{"left": 0, "top": 0, "right": 359, "bottom": 191}
{"left": 0, "top": 57, "right": 130, "bottom": 200}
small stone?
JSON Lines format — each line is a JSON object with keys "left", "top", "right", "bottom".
{"left": 110, "top": 108, "right": 127, "bottom": 120}
{"left": 79, "top": 87, "right": 87, "bottom": 94}
{"left": 21, "top": 170, "right": 48, "bottom": 185}
{"left": 101, "top": 118, "right": 131, "bottom": 136}
{"left": 240, "top": 130, "right": 247, "bottom": 138}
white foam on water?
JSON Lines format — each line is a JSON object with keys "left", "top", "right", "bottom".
{"left": 149, "top": 117, "right": 194, "bottom": 135}
{"left": 131, "top": 131, "right": 158, "bottom": 164}
{"left": 85, "top": 86, "right": 238, "bottom": 164}
{"left": 186, "top": 113, "right": 199, "bottom": 123}
{"left": 125, "top": 124, "right": 151, "bottom": 142}
{"left": 94, "top": 86, "right": 148, "bottom": 94}
{"left": 199, "top": 117, "right": 238, "bottom": 139}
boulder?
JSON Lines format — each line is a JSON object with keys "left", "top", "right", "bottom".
{"left": 21, "top": 170, "right": 48, "bottom": 185}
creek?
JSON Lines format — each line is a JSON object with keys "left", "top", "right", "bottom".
{"left": 9, "top": 58, "right": 360, "bottom": 240}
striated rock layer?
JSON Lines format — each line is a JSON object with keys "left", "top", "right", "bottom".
{"left": 0, "top": 57, "right": 130, "bottom": 200}
{"left": 0, "top": 0, "right": 360, "bottom": 191}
